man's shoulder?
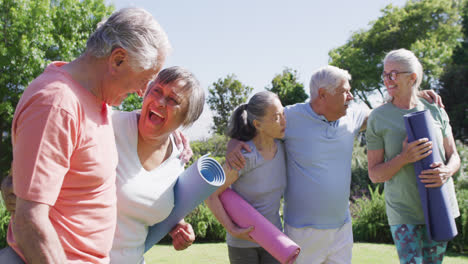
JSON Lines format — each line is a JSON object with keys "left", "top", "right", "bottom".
{"left": 285, "top": 102, "right": 309, "bottom": 117}
{"left": 20, "top": 70, "right": 82, "bottom": 113}
{"left": 285, "top": 102, "right": 307, "bottom": 110}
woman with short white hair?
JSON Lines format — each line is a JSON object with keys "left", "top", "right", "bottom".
{"left": 366, "top": 48, "right": 460, "bottom": 263}
{"left": 110, "top": 66, "right": 205, "bottom": 264}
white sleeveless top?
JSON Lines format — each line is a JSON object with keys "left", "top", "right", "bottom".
{"left": 109, "top": 111, "right": 184, "bottom": 264}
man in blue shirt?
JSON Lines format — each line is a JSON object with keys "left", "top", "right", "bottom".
{"left": 280, "top": 66, "right": 368, "bottom": 263}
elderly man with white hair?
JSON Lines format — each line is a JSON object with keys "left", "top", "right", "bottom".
{"left": 227, "top": 65, "right": 442, "bottom": 264}
{"left": 280, "top": 66, "right": 365, "bottom": 263}
{"left": 0, "top": 7, "right": 171, "bottom": 264}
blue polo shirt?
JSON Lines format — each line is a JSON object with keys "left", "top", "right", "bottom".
{"left": 283, "top": 102, "right": 369, "bottom": 229}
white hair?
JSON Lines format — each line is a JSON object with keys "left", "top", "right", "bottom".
{"left": 383, "top": 48, "right": 423, "bottom": 92}
{"left": 309, "top": 65, "right": 352, "bottom": 100}
{"left": 86, "top": 7, "right": 172, "bottom": 72}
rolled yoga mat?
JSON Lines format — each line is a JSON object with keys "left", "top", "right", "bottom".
{"left": 219, "top": 188, "right": 301, "bottom": 264}
{"left": 404, "top": 110, "right": 457, "bottom": 242}
{"left": 144, "top": 154, "right": 225, "bottom": 252}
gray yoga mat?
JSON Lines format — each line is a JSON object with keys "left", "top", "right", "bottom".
{"left": 144, "top": 154, "right": 225, "bottom": 251}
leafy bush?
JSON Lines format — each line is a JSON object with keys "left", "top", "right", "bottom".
{"left": 448, "top": 189, "right": 468, "bottom": 253}
{"left": 351, "top": 185, "right": 392, "bottom": 243}
{"left": 351, "top": 140, "right": 379, "bottom": 199}
{"left": 0, "top": 198, "right": 11, "bottom": 248}
{"left": 454, "top": 140, "right": 468, "bottom": 189}
{"left": 447, "top": 141, "right": 468, "bottom": 253}
{"left": 184, "top": 203, "right": 226, "bottom": 242}
{"left": 189, "top": 134, "right": 228, "bottom": 168}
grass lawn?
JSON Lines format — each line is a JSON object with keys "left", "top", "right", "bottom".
{"left": 144, "top": 242, "right": 468, "bottom": 264}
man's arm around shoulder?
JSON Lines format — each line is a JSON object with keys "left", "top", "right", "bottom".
{"left": 13, "top": 198, "right": 67, "bottom": 264}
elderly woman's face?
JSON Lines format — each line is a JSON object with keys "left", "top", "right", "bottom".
{"left": 139, "top": 80, "right": 189, "bottom": 139}
{"left": 383, "top": 61, "right": 414, "bottom": 99}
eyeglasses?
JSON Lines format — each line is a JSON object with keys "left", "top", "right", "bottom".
{"left": 381, "top": 70, "right": 411, "bottom": 81}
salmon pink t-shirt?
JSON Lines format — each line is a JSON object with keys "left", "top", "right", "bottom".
{"left": 8, "top": 62, "right": 118, "bottom": 263}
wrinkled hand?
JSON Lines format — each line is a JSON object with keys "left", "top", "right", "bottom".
{"left": 229, "top": 225, "right": 255, "bottom": 243}
{"left": 419, "top": 162, "right": 451, "bottom": 188}
{"left": 418, "top": 89, "right": 444, "bottom": 108}
{"left": 400, "top": 137, "right": 432, "bottom": 164}
{"left": 226, "top": 139, "right": 251, "bottom": 171}
{"left": 1, "top": 174, "right": 16, "bottom": 214}
{"left": 169, "top": 221, "right": 195, "bottom": 251}
{"left": 173, "top": 130, "right": 193, "bottom": 164}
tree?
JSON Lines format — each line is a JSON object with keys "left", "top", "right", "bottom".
{"left": 207, "top": 74, "right": 253, "bottom": 135}
{"left": 117, "top": 93, "right": 144, "bottom": 112}
{"left": 440, "top": 0, "right": 468, "bottom": 142}
{"left": 328, "top": 0, "right": 464, "bottom": 108}
{"left": 266, "top": 68, "right": 308, "bottom": 106}
{"left": 0, "top": 0, "right": 113, "bottom": 177}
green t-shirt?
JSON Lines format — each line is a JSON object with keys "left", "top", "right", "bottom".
{"left": 366, "top": 98, "right": 459, "bottom": 225}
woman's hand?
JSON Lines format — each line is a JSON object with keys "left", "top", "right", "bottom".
{"left": 419, "top": 162, "right": 452, "bottom": 188}
{"left": 172, "top": 130, "right": 193, "bottom": 164}
{"left": 400, "top": 137, "right": 433, "bottom": 164}
{"left": 229, "top": 225, "right": 255, "bottom": 243}
{"left": 169, "top": 220, "right": 195, "bottom": 251}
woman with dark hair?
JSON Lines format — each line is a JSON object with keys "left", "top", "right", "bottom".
{"left": 206, "top": 91, "right": 287, "bottom": 264}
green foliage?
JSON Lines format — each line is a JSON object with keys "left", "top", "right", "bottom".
{"left": 440, "top": 1, "right": 468, "bottom": 142}
{"left": 116, "top": 93, "right": 144, "bottom": 112}
{"left": 184, "top": 203, "right": 226, "bottom": 242}
{"left": 453, "top": 140, "right": 468, "bottom": 185}
{"left": 266, "top": 68, "right": 308, "bottom": 106}
{"left": 448, "top": 189, "right": 468, "bottom": 253}
{"left": 329, "top": 0, "right": 464, "bottom": 108}
{"left": 207, "top": 75, "right": 253, "bottom": 135}
{"left": 188, "top": 134, "right": 229, "bottom": 168}
{"left": 0, "top": 0, "right": 113, "bottom": 178}
{"left": 351, "top": 185, "right": 392, "bottom": 243}
{"left": 0, "top": 198, "right": 11, "bottom": 248}
{"left": 350, "top": 139, "right": 378, "bottom": 199}
{"left": 449, "top": 141, "right": 468, "bottom": 253}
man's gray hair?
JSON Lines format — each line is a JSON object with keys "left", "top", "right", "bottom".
{"left": 309, "top": 65, "right": 352, "bottom": 100}
{"left": 383, "top": 48, "right": 423, "bottom": 92}
{"left": 86, "top": 7, "right": 172, "bottom": 72}
{"left": 152, "top": 66, "right": 205, "bottom": 127}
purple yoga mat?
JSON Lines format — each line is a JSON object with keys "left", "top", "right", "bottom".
{"left": 144, "top": 154, "right": 225, "bottom": 251}
{"left": 404, "top": 110, "right": 457, "bottom": 242}
{"left": 219, "top": 188, "right": 300, "bottom": 264}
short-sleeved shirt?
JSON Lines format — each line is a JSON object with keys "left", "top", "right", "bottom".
{"left": 8, "top": 62, "right": 118, "bottom": 264}
{"left": 283, "top": 103, "right": 369, "bottom": 229}
{"left": 227, "top": 140, "right": 287, "bottom": 248}
{"left": 366, "top": 99, "right": 459, "bottom": 225}
{"left": 110, "top": 111, "right": 184, "bottom": 264}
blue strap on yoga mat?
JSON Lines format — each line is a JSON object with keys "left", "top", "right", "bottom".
{"left": 404, "top": 110, "right": 457, "bottom": 242}
{"left": 144, "top": 154, "right": 225, "bottom": 252}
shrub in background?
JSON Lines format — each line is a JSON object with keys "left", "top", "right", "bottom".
{"left": 448, "top": 189, "right": 468, "bottom": 253}
{"left": 351, "top": 140, "right": 378, "bottom": 199}
{"left": 184, "top": 203, "right": 226, "bottom": 242}
{"left": 448, "top": 142, "right": 468, "bottom": 253}
{"left": 188, "top": 134, "right": 228, "bottom": 168}
{"left": 0, "top": 198, "right": 11, "bottom": 248}
{"left": 351, "top": 185, "right": 392, "bottom": 243}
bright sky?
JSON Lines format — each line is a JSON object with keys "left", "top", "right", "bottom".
{"left": 108, "top": 0, "right": 408, "bottom": 140}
